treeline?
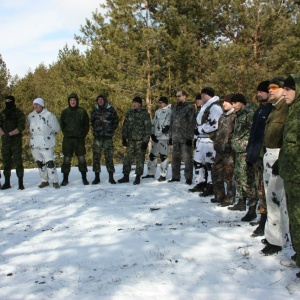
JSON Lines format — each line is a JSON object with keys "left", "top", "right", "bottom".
{"left": 1, "top": 0, "right": 300, "bottom": 167}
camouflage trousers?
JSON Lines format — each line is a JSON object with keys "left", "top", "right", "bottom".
{"left": 1, "top": 137, "right": 24, "bottom": 178}
{"left": 233, "top": 152, "right": 257, "bottom": 204}
{"left": 146, "top": 139, "right": 170, "bottom": 177}
{"left": 92, "top": 137, "right": 115, "bottom": 173}
{"left": 284, "top": 181, "right": 300, "bottom": 268}
{"left": 194, "top": 138, "right": 215, "bottom": 184}
{"left": 254, "top": 157, "right": 267, "bottom": 214}
{"left": 122, "top": 140, "right": 147, "bottom": 176}
{"left": 263, "top": 148, "right": 289, "bottom": 247}
{"left": 171, "top": 142, "right": 193, "bottom": 181}
{"left": 212, "top": 151, "right": 235, "bottom": 202}
{"left": 61, "top": 137, "right": 88, "bottom": 174}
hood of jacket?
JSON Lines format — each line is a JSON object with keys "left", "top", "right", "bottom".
{"left": 68, "top": 93, "right": 79, "bottom": 108}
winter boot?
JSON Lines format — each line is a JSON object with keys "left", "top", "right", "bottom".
{"left": 60, "top": 174, "right": 69, "bottom": 186}
{"left": 157, "top": 175, "right": 166, "bottom": 182}
{"left": 142, "top": 174, "right": 155, "bottom": 179}
{"left": 1, "top": 177, "right": 11, "bottom": 190}
{"left": 133, "top": 175, "right": 141, "bottom": 185}
{"left": 199, "top": 183, "right": 214, "bottom": 197}
{"left": 118, "top": 174, "right": 130, "bottom": 183}
{"left": 108, "top": 172, "right": 116, "bottom": 184}
{"left": 219, "top": 197, "right": 234, "bottom": 207}
{"left": 53, "top": 182, "right": 60, "bottom": 189}
{"left": 188, "top": 182, "right": 206, "bottom": 193}
{"left": 260, "top": 243, "right": 282, "bottom": 256}
{"left": 81, "top": 172, "right": 89, "bottom": 185}
{"left": 241, "top": 205, "right": 257, "bottom": 222}
{"left": 251, "top": 213, "right": 267, "bottom": 237}
{"left": 228, "top": 198, "right": 246, "bottom": 211}
{"left": 18, "top": 177, "right": 25, "bottom": 190}
{"left": 39, "top": 181, "right": 49, "bottom": 188}
{"left": 92, "top": 172, "right": 100, "bottom": 185}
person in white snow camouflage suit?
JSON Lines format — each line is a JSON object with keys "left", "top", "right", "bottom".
{"left": 142, "top": 96, "right": 172, "bottom": 182}
{"left": 168, "top": 90, "right": 196, "bottom": 184}
{"left": 190, "top": 87, "right": 223, "bottom": 196}
{"left": 90, "top": 93, "right": 119, "bottom": 184}
{"left": 27, "top": 98, "right": 60, "bottom": 188}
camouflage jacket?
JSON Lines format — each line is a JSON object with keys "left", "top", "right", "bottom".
{"left": 213, "top": 108, "right": 236, "bottom": 153}
{"left": 122, "top": 106, "right": 151, "bottom": 143}
{"left": 279, "top": 74, "right": 300, "bottom": 182}
{"left": 231, "top": 103, "right": 256, "bottom": 153}
{"left": 90, "top": 103, "right": 119, "bottom": 139}
{"left": 169, "top": 101, "right": 196, "bottom": 143}
{"left": 264, "top": 97, "right": 288, "bottom": 149}
{"left": 246, "top": 103, "right": 273, "bottom": 164}
{"left": 0, "top": 105, "right": 26, "bottom": 137}
{"left": 60, "top": 107, "right": 89, "bottom": 138}
{"left": 152, "top": 104, "right": 172, "bottom": 140}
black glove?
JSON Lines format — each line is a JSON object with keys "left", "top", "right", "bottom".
{"left": 272, "top": 159, "right": 279, "bottom": 176}
{"left": 194, "top": 139, "right": 197, "bottom": 149}
{"left": 141, "top": 142, "right": 148, "bottom": 150}
{"left": 151, "top": 134, "right": 158, "bottom": 143}
{"left": 246, "top": 161, "right": 253, "bottom": 167}
{"left": 122, "top": 138, "right": 128, "bottom": 147}
{"left": 162, "top": 125, "right": 170, "bottom": 134}
{"left": 194, "top": 128, "right": 200, "bottom": 135}
{"left": 185, "top": 139, "right": 193, "bottom": 147}
{"left": 169, "top": 138, "right": 173, "bottom": 145}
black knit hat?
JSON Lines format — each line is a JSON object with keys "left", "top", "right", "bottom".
{"left": 132, "top": 96, "right": 143, "bottom": 104}
{"left": 159, "top": 96, "right": 168, "bottom": 104}
{"left": 201, "top": 87, "right": 215, "bottom": 97}
{"left": 283, "top": 75, "right": 296, "bottom": 91}
{"left": 231, "top": 93, "right": 247, "bottom": 105}
{"left": 257, "top": 80, "right": 270, "bottom": 93}
{"left": 269, "top": 77, "right": 285, "bottom": 88}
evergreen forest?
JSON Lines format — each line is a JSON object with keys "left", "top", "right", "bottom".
{"left": 1, "top": 0, "right": 300, "bottom": 167}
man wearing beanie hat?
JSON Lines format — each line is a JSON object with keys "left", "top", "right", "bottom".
{"left": 90, "top": 93, "right": 119, "bottom": 184}
{"left": 27, "top": 98, "right": 61, "bottom": 188}
{"left": 210, "top": 94, "right": 236, "bottom": 207}
{"left": 142, "top": 96, "right": 172, "bottom": 182}
{"left": 189, "top": 87, "right": 222, "bottom": 195}
{"left": 243, "top": 81, "right": 273, "bottom": 229}
{"left": 168, "top": 90, "right": 196, "bottom": 184}
{"left": 228, "top": 93, "right": 256, "bottom": 213}
{"left": 0, "top": 95, "right": 26, "bottom": 190}
{"left": 60, "top": 92, "right": 90, "bottom": 186}
{"left": 118, "top": 96, "right": 151, "bottom": 185}
{"left": 279, "top": 74, "right": 300, "bottom": 282}
{"left": 259, "top": 76, "right": 289, "bottom": 256}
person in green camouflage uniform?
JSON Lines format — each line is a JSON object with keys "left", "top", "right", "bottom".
{"left": 279, "top": 74, "right": 300, "bottom": 277}
{"left": 0, "top": 95, "right": 26, "bottom": 190}
{"left": 90, "top": 93, "right": 119, "bottom": 184}
{"left": 228, "top": 94, "right": 256, "bottom": 213}
{"left": 60, "top": 93, "right": 90, "bottom": 186}
{"left": 212, "top": 94, "right": 236, "bottom": 206}
{"left": 118, "top": 96, "right": 151, "bottom": 185}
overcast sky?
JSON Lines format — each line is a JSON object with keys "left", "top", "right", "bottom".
{"left": 0, "top": 0, "right": 105, "bottom": 78}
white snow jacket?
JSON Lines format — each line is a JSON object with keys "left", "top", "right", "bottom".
{"left": 152, "top": 104, "right": 172, "bottom": 140}
{"left": 27, "top": 108, "right": 60, "bottom": 149}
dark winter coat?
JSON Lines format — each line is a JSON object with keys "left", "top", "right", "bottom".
{"left": 279, "top": 74, "right": 300, "bottom": 182}
{"left": 122, "top": 106, "right": 151, "bottom": 143}
{"left": 0, "top": 105, "right": 26, "bottom": 137}
{"left": 169, "top": 101, "right": 196, "bottom": 143}
{"left": 246, "top": 103, "right": 273, "bottom": 164}
{"left": 90, "top": 99, "right": 119, "bottom": 139}
{"left": 60, "top": 94, "right": 89, "bottom": 138}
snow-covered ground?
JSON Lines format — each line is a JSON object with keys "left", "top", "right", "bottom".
{"left": 0, "top": 165, "right": 299, "bottom": 299}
